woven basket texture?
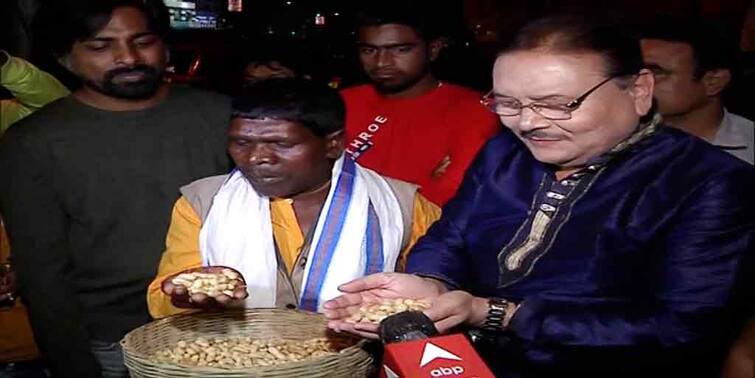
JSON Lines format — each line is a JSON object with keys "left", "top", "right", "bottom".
{"left": 121, "top": 309, "right": 375, "bottom": 378}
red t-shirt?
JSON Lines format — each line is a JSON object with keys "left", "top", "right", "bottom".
{"left": 341, "top": 83, "right": 500, "bottom": 205}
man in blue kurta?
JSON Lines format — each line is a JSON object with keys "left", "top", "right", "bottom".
{"left": 403, "top": 123, "right": 753, "bottom": 375}
{"left": 324, "top": 16, "right": 755, "bottom": 377}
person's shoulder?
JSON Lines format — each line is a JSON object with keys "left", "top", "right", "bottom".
{"left": 179, "top": 174, "right": 230, "bottom": 221}
{"left": 180, "top": 174, "right": 229, "bottom": 198}
{"left": 170, "top": 85, "right": 230, "bottom": 107}
{"left": 659, "top": 126, "right": 748, "bottom": 166}
{"left": 642, "top": 127, "right": 753, "bottom": 187}
{"left": 439, "top": 82, "right": 483, "bottom": 99}
{"left": 726, "top": 111, "right": 754, "bottom": 125}
{"left": 725, "top": 111, "right": 755, "bottom": 136}
{"left": 167, "top": 85, "right": 231, "bottom": 126}
{"left": 436, "top": 83, "right": 487, "bottom": 106}
{"left": 479, "top": 128, "right": 523, "bottom": 158}
{"left": 663, "top": 127, "right": 755, "bottom": 206}
{"left": 171, "top": 85, "right": 230, "bottom": 102}
{"left": 462, "top": 129, "right": 525, "bottom": 178}
{"left": 382, "top": 175, "right": 419, "bottom": 193}
{"left": 2, "top": 96, "right": 78, "bottom": 138}
{"left": 436, "top": 83, "right": 490, "bottom": 115}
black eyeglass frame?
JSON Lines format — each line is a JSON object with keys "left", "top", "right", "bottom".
{"left": 481, "top": 74, "right": 626, "bottom": 120}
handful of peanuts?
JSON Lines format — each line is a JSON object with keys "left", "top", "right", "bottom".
{"left": 154, "top": 336, "right": 344, "bottom": 368}
{"left": 345, "top": 298, "right": 430, "bottom": 324}
{"left": 170, "top": 269, "right": 244, "bottom": 298}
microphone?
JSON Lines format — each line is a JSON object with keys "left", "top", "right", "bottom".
{"left": 377, "top": 311, "right": 495, "bottom": 378}
{"left": 379, "top": 310, "right": 439, "bottom": 342}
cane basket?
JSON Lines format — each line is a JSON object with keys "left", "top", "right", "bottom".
{"left": 121, "top": 309, "right": 375, "bottom": 378}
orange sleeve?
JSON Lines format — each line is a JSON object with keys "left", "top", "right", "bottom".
{"left": 397, "top": 193, "right": 441, "bottom": 271}
{"left": 147, "top": 196, "right": 202, "bottom": 319}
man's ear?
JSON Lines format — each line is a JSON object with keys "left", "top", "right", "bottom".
{"left": 428, "top": 38, "right": 444, "bottom": 62}
{"left": 631, "top": 69, "right": 655, "bottom": 117}
{"left": 701, "top": 68, "right": 731, "bottom": 97}
{"left": 325, "top": 129, "right": 345, "bottom": 158}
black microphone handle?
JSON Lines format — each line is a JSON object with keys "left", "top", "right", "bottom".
{"left": 378, "top": 310, "right": 440, "bottom": 344}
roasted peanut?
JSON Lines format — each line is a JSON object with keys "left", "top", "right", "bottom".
{"left": 154, "top": 336, "right": 344, "bottom": 369}
{"left": 170, "top": 269, "right": 243, "bottom": 298}
{"left": 345, "top": 298, "right": 430, "bottom": 324}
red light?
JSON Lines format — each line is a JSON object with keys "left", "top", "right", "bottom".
{"left": 188, "top": 56, "right": 202, "bottom": 76}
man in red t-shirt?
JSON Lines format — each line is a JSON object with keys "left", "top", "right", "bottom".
{"left": 341, "top": 4, "right": 500, "bottom": 206}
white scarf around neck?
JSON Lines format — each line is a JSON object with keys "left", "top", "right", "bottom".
{"left": 198, "top": 156, "right": 404, "bottom": 311}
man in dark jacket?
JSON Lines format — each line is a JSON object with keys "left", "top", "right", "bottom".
{"left": 0, "top": 1, "right": 231, "bottom": 376}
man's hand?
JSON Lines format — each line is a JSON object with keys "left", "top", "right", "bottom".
{"left": 323, "top": 272, "right": 447, "bottom": 339}
{"left": 423, "top": 291, "right": 489, "bottom": 333}
{"left": 424, "top": 291, "right": 519, "bottom": 333}
{"left": 161, "top": 266, "right": 248, "bottom": 310}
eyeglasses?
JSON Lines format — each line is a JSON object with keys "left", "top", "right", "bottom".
{"left": 481, "top": 75, "right": 620, "bottom": 120}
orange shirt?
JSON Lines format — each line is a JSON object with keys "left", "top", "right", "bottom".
{"left": 147, "top": 194, "right": 440, "bottom": 319}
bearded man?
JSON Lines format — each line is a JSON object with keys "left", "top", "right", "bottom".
{"left": 0, "top": 1, "right": 231, "bottom": 376}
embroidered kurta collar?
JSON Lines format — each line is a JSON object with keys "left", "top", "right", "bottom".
{"left": 497, "top": 114, "right": 662, "bottom": 287}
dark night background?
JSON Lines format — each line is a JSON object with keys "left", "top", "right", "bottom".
{"left": 1, "top": 0, "right": 753, "bottom": 115}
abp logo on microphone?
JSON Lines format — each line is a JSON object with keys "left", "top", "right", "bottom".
{"left": 380, "top": 334, "right": 495, "bottom": 378}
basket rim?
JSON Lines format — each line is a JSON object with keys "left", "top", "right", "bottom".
{"left": 120, "top": 308, "right": 371, "bottom": 374}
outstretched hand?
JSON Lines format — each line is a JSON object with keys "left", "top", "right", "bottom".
{"left": 161, "top": 266, "right": 248, "bottom": 310}
{"left": 323, "top": 272, "right": 447, "bottom": 339}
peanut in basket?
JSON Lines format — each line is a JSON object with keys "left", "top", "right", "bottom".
{"left": 154, "top": 336, "right": 345, "bottom": 369}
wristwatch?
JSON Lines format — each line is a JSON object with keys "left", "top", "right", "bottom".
{"left": 482, "top": 297, "right": 509, "bottom": 333}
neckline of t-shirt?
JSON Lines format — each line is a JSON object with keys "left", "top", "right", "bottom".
{"left": 66, "top": 86, "right": 178, "bottom": 118}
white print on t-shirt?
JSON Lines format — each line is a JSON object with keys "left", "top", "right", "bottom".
{"left": 345, "top": 115, "right": 388, "bottom": 160}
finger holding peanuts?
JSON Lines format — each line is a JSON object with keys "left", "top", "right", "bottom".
{"left": 162, "top": 266, "right": 248, "bottom": 309}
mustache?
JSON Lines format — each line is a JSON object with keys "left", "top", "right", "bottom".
{"left": 520, "top": 129, "right": 563, "bottom": 140}
{"left": 104, "top": 65, "right": 160, "bottom": 82}
{"left": 370, "top": 68, "right": 398, "bottom": 75}
{"left": 240, "top": 168, "right": 280, "bottom": 178}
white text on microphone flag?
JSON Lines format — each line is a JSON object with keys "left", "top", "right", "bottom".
{"left": 419, "top": 342, "right": 463, "bottom": 367}
{"left": 383, "top": 364, "right": 400, "bottom": 378}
